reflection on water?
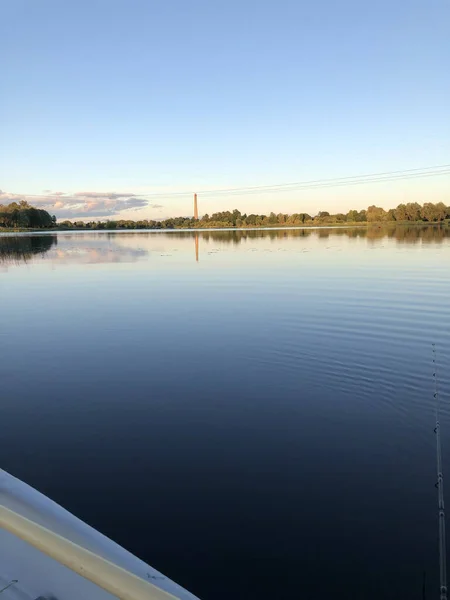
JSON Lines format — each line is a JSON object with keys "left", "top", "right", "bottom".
{"left": 0, "top": 224, "right": 448, "bottom": 268}
{"left": 183, "top": 223, "right": 450, "bottom": 244}
{"left": 0, "top": 235, "right": 57, "bottom": 264}
{"left": 195, "top": 234, "right": 199, "bottom": 262}
{"left": 1, "top": 223, "right": 450, "bottom": 600}
{"left": 0, "top": 233, "right": 148, "bottom": 268}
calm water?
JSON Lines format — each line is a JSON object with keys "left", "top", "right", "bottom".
{"left": 1, "top": 225, "right": 450, "bottom": 599}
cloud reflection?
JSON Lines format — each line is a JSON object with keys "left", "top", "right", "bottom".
{"left": 0, "top": 234, "right": 149, "bottom": 269}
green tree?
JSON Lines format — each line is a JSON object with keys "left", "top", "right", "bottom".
{"left": 404, "top": 202, "right": 421, "bottom": 221}
{"left": 395, "top": 204, "right": 408, "bottom": 221}
{"left": 232, "top": 209, "right": 242, "bottom": 225}
{"left": 0, "top": 201, "right": 53, "bottom": 228}
{"left": 421, "top": 202, "right": 446, "bottom": 222}
{"left": 366, "top": 205, "right": 387, "bottom": 222}
{"left": 346, "top": 210, "right": 359, "bottom": 222}
{"left": 435, "top": 202, "right": 447, "bottom": 221}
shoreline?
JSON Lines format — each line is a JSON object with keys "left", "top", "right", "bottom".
{"left": 0, "top": 221, "right": 448, "bottom": 234}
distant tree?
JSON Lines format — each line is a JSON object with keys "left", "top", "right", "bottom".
{"left": 404, "top": 202, "right": 421, "bottom": 221}
{"left": 421, "top": 202, "right": 447, "bottom": 222}
{"left": 366, "top": 205, "right": 387, "bottom": 222}
{"left": 395, "top": 204, "right": 408, "bottom": 221}
{"left": 232, "top": 209, "right": 241, "bottom": 226}
{"left": 0, "top": 201, "right": 53, "bottom": 228}
{"left": 435, "top": 202, "right": 447, "bottom": 221}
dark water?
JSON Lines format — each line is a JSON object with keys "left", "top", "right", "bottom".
{"left": 1, "top": 225, "right": 450, "bottom": 599}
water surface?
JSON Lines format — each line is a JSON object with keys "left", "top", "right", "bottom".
{"left": 1, "top": 225, "right": 450, "bottom": 599}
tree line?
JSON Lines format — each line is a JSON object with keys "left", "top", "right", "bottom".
{"left": 58, "top": 202, "right": 449, "bottom": 229}
{"left": 0, "top": 200, "right": 448, "bottom": 230}
{"left": 0, "top": 201, "right": 56, "bottom": 228}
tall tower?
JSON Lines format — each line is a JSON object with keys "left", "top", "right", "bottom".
{"left": 194, "top": 193, "right": 198, "bottom": 220}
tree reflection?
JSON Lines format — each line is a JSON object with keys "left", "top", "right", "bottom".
{"left": 1, "top": 225, "right": 447, "bottom": 267}
{"left": 0, "top": 235, "right": 57, "bottom": 264}
{"left": 151, "top": 225, "right": 450, "bottom": 245}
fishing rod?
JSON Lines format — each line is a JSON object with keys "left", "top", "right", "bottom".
{"left": 433, "top": 343, "right": 447, "bottom": 600}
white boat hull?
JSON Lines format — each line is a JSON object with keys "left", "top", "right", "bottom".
{"left": 0, "top": 469, "right": 200, "bottom": 600}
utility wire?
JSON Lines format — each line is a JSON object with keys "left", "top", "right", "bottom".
{"left": 5, "top": 164, "right": 450, "bottom": 201}
{"left": 147, "top": 164, "right": 450, "bottom": 197}
{"left": 181, "top": 169, "right": 450, "bottom": 199}
{"left": 132, "top": 165, "right": 450, "bottom": 198}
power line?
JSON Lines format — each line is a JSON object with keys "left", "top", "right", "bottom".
{"left": 188, "top": 169, "right": 450, "bottom": 198}
{"left": 4, "top": 164, "right": 450, "bottom": 201}
{"left": 155, "top": 164, "right": 450, "bottom": 197}
{"left": 139, "top": 164, "right": 450, "bottom": 198}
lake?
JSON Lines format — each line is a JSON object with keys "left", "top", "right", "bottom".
{"left": 1, "top": 225, "right": 450, "bottom": 599}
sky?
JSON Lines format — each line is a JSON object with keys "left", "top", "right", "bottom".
{"left": 1, "top": 0, "right": 449, "bottom": 220}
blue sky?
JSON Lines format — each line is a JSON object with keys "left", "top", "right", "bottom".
{"left": 1, "top": 0, "right": 449, "bottom": 220}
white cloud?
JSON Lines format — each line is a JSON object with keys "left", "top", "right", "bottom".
{"left": 0, "top": 191, "right": 164, "bottom": 220}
